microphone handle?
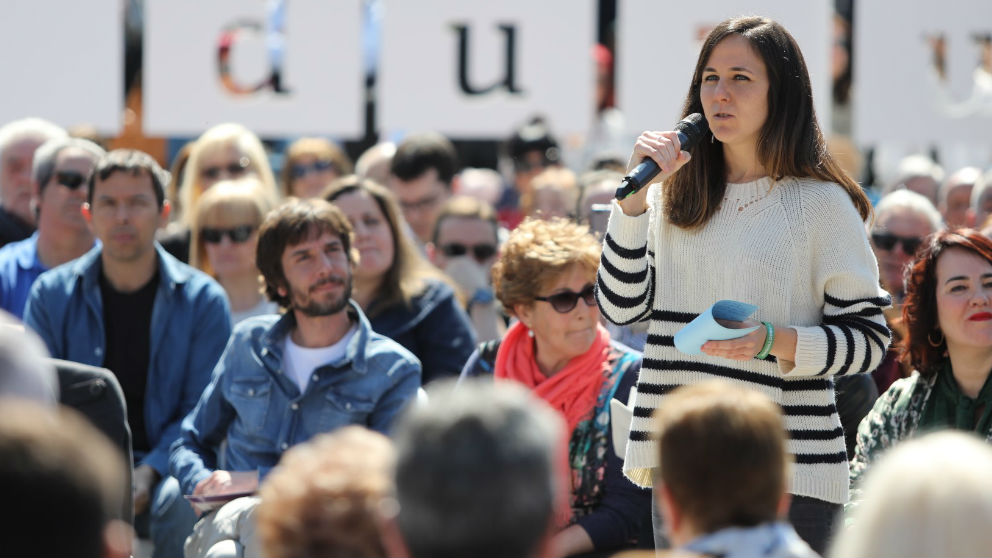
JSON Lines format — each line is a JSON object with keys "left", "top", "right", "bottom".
{"left": 614, "top": 130, "right": 689, "bottom": 200}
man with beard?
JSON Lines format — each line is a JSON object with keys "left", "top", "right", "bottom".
{"left": 22, "top": 149, "right": 232, "bottom": 557}
{"left": 169, "top": 198, "right": 421, "bottom": 555}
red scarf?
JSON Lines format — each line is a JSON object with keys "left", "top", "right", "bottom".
{"left": 494, "top": 320, "right": 611, "bottom": 440}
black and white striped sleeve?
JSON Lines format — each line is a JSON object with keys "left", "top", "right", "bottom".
{"left": 788, "top": 189, "right": 892, "bottom": 377}
{"left": 596, "top": 200, "right": 655, "bottom": 326}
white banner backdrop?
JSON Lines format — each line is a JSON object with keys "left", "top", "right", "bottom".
{"left": 854, "top": 0, "right": 992, "bottom": 146}
{"left": 379, "top": 0, "right": 596, "bottom": 138}
{"left": 0, "top": 0, "right": 123, "bottom": 134}
{"left": 144, "top": 0, "right": 363, "bottom": 137}
{"left": 617, "top": 0, "right": 831, "bottom": 138}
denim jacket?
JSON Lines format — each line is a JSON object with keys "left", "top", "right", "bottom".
{"left": 23, "top": 243, "right": 232, "bottom": 475}
{"left": 169, "top": 302, "right": 422, "bottom": 496}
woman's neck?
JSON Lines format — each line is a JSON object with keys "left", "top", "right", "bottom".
{"left": 533, "top": 339, "right": 570, "bottom": 378}
{"left": 219, "top": 273, "right": 265, "bottom": 313}
{"left": 351, "top": 275, "right": 382, "bottom": 310}
{"left": 723, "top": 142, "right": 768, "bottom": 183}
{"left": 946, "top": 342, "right": 992, "bottom": 398}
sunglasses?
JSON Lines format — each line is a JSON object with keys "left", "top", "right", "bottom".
{"left": 441, "top": 242, "right": 497, "bottom": 262}
{"left": 55, "top": 170, "right": 88, "bottom": 190}
{"left": 871, "top": 232, "right": 923, "bottom": 254}
{"left": 534, "top": 283, "right": 596, "bottom": 314}
{"left": 201, "top": 225, "right": 256, "bottom": 244}
{"left": 201, "top": 157, "right": 251, "bottom": 181}
{"left": 291, "top": 160, "right": 336, "bottom": 179}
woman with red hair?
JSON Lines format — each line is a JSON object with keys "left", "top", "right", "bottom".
{"left": 850, "top": 229, "right": 992, "bottom": 506}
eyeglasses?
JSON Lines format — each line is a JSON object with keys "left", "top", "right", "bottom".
{"left": 534, "top": 283, "right": 596, "bottom": 314}
{"left": 201, "top": 157, "right": 251, "bottom": 181}
{"left": 291, "top": 160, "right": 336, "bottom": 179}
{"left": 441, "top": 242, "right": 498, "bottom": 262}
{"left": 55, "top": 170, "right": 88, "bottom": 190}
{"left": 201, "top": 225, "right": 256, "bottom": 244}
{"left": 871, "top": 232, "right": 923, "bottom": 254}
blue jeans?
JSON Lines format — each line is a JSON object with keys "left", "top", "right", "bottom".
{"left": 145, "top": 476, "right": 199, "bottom": 558}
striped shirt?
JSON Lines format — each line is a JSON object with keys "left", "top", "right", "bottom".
{"left": 597, "top": 176, "right": 891, "bottom": 504}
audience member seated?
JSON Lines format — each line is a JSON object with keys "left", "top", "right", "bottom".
{"left": 577, "top": 168, "right": 623, "bottom": 226}
{"left": 850, "top": 229, "right": 992, "bottom": 510}
{"left": 833, "top": 431, "right": 992, "bottom": 557}
{"left": 324, "top": 176, "right": 475, "bottom": 384}
{"left": 0, "top": 309, "right": 57, "bottom": 405}
{"left": 0, "top": 118, "right": 67, "bottom": 246}
{"left": 0, "top": 137, "right": 104, "bottom": 317}
{"left": 973, "top": 168, "right": 992, "bottom": 233}
{"left": 389, "top": 379, "right": 564, "bottom": 558}
{"left": 500, "top": 116, "right": 562, "bottom": 230}
{"left": 0, "top": 400, "right": 132, "bottom": 558}
{"left": 427, "top": 195, "right": 505, "bottom": 342}
{"left": 938, "top": 166, "right": 982, "bottom": 228}
{"left": 190, "top": 178, "right": 278, "bottom": 324}
{"left": 355, "top": 141, "right": 396, "bottom": 187}
{"left": 388, "top": 132, "right": 459, "bottom": 247}
{"left": 652, "top": 381, "right": 817, "bottom": 558}
{"left": 280, "top": 137, "right": 352, "bottom": 199}
{"left": 460, "top": 217, "right": 651, "bottom": 556}
{"left": 255, "top": 426, "right": 395, "bottom": 558}
{"left": 455, "top": 167, "right": 503, "bottom": 209}
{"left": 525, "top": 167, "right": 579, "bottom": 221}
{"left": 23, "top": 149, "right": 232, "bottom": 558}
{"left": 160, "top": 123, "right": 279, "bottom": 262}
{"left": 884, "top": 153, "right": 944, "bottom": 206}
{"left": 870, "top": 189, "right": 943, "bottom": 394}
{"left": 170, "top": 199, "right": 420, "bottom": 557}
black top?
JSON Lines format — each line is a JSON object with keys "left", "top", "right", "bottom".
{"left": 0, "top": 206, "right": 34, "bottom": 248}
{"left": 100, "top": 269, "right": 159, "bottom": 454}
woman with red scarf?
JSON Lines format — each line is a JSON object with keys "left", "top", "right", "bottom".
{"left": 459, "top": 217, "right": 650, "bottom": 557}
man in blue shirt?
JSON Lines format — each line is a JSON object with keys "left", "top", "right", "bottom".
{"left": 0, "top": 137, "right": 104, "bottom": 317}
{"left": 23, "top": 149, "right": 232, "bottom": 558}
{"left": 170, "top": 199, "right": 420, "bottom": 553}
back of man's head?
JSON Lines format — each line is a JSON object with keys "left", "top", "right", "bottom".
{"left": 0, "top": 400, "right": 127, "bottom": 557}
{"left": 390, "top": 132, "right": 459, "bottom": 186}
{"left": 0, "top": 311, "right": 58, "bottom": 405}
{"left": 392, "top": 379, "right": 562, "bottom": 558}
{"left": 655, "top": 381, "right": 788, "bottom": 535}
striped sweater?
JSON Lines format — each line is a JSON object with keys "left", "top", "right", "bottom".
{"left": 597, "top": 176, "right": 891, "bottom": 504}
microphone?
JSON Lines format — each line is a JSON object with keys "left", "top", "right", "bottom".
{"left": 615, "top": 113, "right": 709, "bottom": 200}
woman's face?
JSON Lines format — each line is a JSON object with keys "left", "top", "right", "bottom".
{"left": 516, "top": 263, "right": 599, "bottom": 368}
{"left": 198, "top": 145, "right": 255, "bottom": 191}
{"left": 290, "top": 154, "right": 340, "bottom": 199}
{"left": 699, "top": 34, "right": 769, "bottom": 153}
{"left": 201, "top": 217, "right": 259, "bottom": 280}
{"left": 331, "top": 190, "right": 395, "bottom": 282}
{"left": 935, "top": 247, "right": 992, "bottom": 352}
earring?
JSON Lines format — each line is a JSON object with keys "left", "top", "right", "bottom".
{"left": 528, "top": 329, "right": 535, "bottom": 338}
{"left": 928, "top": 329, "right": 944, "bottom": 347}
{"left": 710, "top": 132, "right": 715, "bottom": 144}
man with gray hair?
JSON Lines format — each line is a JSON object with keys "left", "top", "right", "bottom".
{"left": 0, "top": 118, "right": 68, "bottom": 246}
{"left": 0, "top": 137, "right": 104, "bottom": 317}
{"left": 389, "top": 379, "right": 564, "bottom": 558}
{"left": 938, "top": 166, "right": 982, "bottom": 229}
{"left": 870, "top": 189, "right": 943, "bottom": 303}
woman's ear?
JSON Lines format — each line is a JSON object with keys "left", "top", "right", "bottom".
{"left": 514, "top": 303, "right": 534, "bottom": 330}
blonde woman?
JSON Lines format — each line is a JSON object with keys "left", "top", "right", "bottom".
{"left": 160, "top": 123, "right": 279, "bottom": 262}
{"left": 190, "top": 178, "right": 278, "bottom": 323}
{"left": 280, "top": 137, "right": 352, "bottom": 199}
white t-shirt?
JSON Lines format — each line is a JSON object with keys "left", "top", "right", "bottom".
{"left": 282, "top": 324, "right": 358, "bottom": 394}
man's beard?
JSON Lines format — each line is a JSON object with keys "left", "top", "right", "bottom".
{"left": 291, "top": 274, "right": 352, "bottom": 317}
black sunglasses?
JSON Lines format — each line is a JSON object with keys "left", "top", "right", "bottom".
{"left": 55, "top": 170, "right": 88, "bottom": 190}
{"left": 441, "top": 242, "right": 497, "bottom": 262}
{"left": 291, "top": 159, "right": 336, "bottom": 179}
{"left": 871, "top": 232, "right": 923, "bottom": 254}
{"left": 201, "top": 157, "right": 251, "bottom": 181}
{"left": 534, "top": 283, "right": 596, "bottom": 314}
{"left": 201, "top": 225, "right": 255, "bottom": 244}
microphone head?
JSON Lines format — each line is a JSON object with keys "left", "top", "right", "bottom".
{"left": 674, "top": 113, "right": 709, "bottom": 151}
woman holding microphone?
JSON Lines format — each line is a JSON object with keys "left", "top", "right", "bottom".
{"left": 596, "top": 16, "right": 889, "bottom": 553}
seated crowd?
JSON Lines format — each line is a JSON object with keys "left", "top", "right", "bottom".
{"left": 2, "top": 114, "right": 992, "bottom": 558}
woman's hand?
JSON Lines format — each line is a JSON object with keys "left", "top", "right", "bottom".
{"left": 617, "top": 130, "right": 692, "bottom": 217}
{"left": 701, "top": 319, "right": 766, "bottom": 361}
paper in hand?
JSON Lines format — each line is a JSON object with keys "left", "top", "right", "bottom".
{"left": 674, "top": 300, "right": 760, "bottom": 355}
